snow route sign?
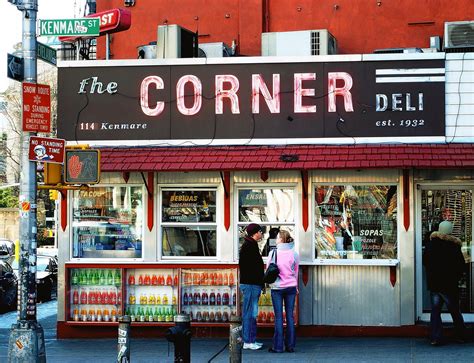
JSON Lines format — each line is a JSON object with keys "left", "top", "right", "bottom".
{"left": 22, "top": 82, "right": 51, "bottom": 133}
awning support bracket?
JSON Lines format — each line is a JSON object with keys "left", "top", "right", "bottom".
{"left": 141, "top": 172, "right": 152, "bottom": 198}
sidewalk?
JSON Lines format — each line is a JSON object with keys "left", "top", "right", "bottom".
{"left": 1, "top": 302, "right": 473, "bottom": 362}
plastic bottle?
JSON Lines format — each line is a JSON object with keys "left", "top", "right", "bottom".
{"left": 99, "top": 269, "right": 106, "bottom": 285}
{"left": 183, "top": 291, "right": 188, "bottom": 305}
{"left": 139, "top": 307, "right": 145, "bottom": 322}
{"left": 148, "top": 294, "right": 156, "bottom": 305}
{"left": 110, "top": 290, "right": 117, "bottom": 305}
{"left": 138, "top": 275, "right": 144, "bottom": 285}
{"left": 111, "top": 309, "right": 117, "bottom": 322}
{"left": 72, "top": 289, "right": 79, "bottom": 305}
{"left": 144, "top": 274, "right": 151, "bottom": 285}
{"left": 147, "top": 307, "right": 153, "bottom": 322}
{"left": 156, "top": 294, "right": 161, "bottom": 305}
{"left": 194, "top": 290, "right": 201, "bottom": 305}
{"left": 117, "top": 291, "right": 122, "bottom": 305}
{"left": 93, "top": 270, "right": 99, "bottom": 285}
{"left": 222, "top": 290, "right": 229, "bottom": 306}
{"left": 151, "top": 274, "right": 158, "bottom": 286}
{"left": 96, "top": 309, "right": 103, "bottom": 322}
{"left": 217, "top": 272, "right": 223, "bottom": 285}
{"left": 223, "top": 272, "right": 228, "bottom": 285}
{"left": 78, "top": 269, "right": 85, "bottom": 285}
{"left": 166, "top": 274, "right": 172, "bottom": 286}
{"left": 107, "top": 270, "right": 114, "bottom": 285}
{"left": 209, "top": 290, "right": 216, "bottom": 306}
{"left": 172, "top": 294, "right": 177, "bottom": 305}
{"left": 158, "top": 275, "right": 165, "bottom": 286}
{"left": 128, "top": 273, "right": 135, "bottom": 285}
{"left": 229, "top": 271, "right": 235, "bottom": 285}
{"left": 81, "top": 308, "right": 87, "bottom": 322}
{"left": 80, "top": 289, "right": 87, "bottom": 304}
{"left": 130, "top": 307, "right": 136, "bottom": 322}
{"left": 162, "top": 294, "right": 169, "bottom": 305}
{"left": 73, "top": 308, "right": 79, "bottom": 321}
{"left": 232, "top": 289, "right": 237, "bottom": 306}
{"left": 103, "top": 290, "right": 109, "bottom": 305}
{"left": 129, "top": 292, "right": 135, "bottom": 305}
{"left": 72, "top": 270, "right": 79, "bottom": 285}
{"left": 113, "top": 270, "right": 121, "bottom": 286}
{"left": 216, "top": 291, "right": 222, "bottom": 306}
{"left": 173, "top": 275, "right": 179, "bottom": 286}
{"left": 97, "top": 289, "right": 103, "bottom": 305}
{"left": 201, "top": 290, "right": 209, "bottom": 305}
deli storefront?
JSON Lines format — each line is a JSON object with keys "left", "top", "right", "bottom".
{"left": 55, "top": 53, "right": 474, "bottom": 337}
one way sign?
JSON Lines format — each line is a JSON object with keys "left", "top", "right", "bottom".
{"left": 7, "top": 53, "right": 24, "bottom": 82}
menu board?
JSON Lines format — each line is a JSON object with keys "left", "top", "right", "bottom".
{"left": 162, "top": 190, "right": 216, "bottom": 223}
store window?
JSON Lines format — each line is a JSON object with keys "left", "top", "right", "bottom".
{"left": 161, "top": 189, "right": 217, "bottom": 257}
{"left": 72, "top": 186, "right": 144, "bottom": 259}
{"left": 314, "top": 185, "right": 398, "bottom": 260}
{"left": 237, "top": 188, "right": 295, "bottom": 256}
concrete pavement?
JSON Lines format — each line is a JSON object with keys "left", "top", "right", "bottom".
{"left": 1, "top": 301, "right": 473, "bottom": 362}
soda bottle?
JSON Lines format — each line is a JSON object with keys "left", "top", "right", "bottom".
{"left": 203, "top": 272, "right": 209, "bottom": 285}
{"left": 149, "top": 294, "right": 156, "bottom": 305}
{"left": 217, "top": 273, "right": 223, "bottom": 285}
{"left": 73, "top": 308, "right": 79, "bottom": 322}
{"left": 144, "top": 274, "right": 151, "bottom": 285}
{"left": 107, "top": 270, "right": 114, "bottom": 285}
{"left": 188, "top": 290, "right": 193, "bottom": 306}
{"left": 173, "top": 275, "right": 179, "bottom": 286}
{"left": 139, "top": 307, "right": 145, "bottom": 322}
{"left": 81, "top": 309, "right": 87, "bottom": 322}
{"left": 151, "top": 274, "right": 158, "bottom": 286}
{"left": 79, "top": 269, "right": 85, "bottom": 285}
{"left": 209, "top": 290, "right": 216, "bottom": 305}
{"left": 85, "top": 270, "right": 91, "bottom": 285}
{"left": 99, "top": 269, "right": 106, "bottom": 285}
{"left": 153, "top": 307, "right": 159, "bottom": 322}
{"left": 200, "top": 272, "right": 205, "bottom": 285}
{"left": 156, "top": 294, "right": 161, "bottom": 305}
{"left": 222, "top": 290, "right": 229, "bottom": 305}
{"left": 216, "top": 292, "right": 222, "bottom": 306}
{"left": 130, "top": 307, "right": 136, "bottom": 322}
{"left": 104, "top": 309, "right": 110, "bottom": 322}
{"left": 111, "top": 309, "right": 117, "bottom": 322}
{"left": 80, "top": 289, "right": 87, "bottom": 304}
{"left": 158, "top": 275, "right": 165, "bottom": 286}
{"left": 201, "top": 290, "right": 209, "bottom": 305}
{"left": 194, "top": 290, "right": 201, "bottom": 305}
{"left": 172, "top": 294, "right": 177, "bottom": 305}
{"left": 117, "top": 291, "right": 122, "bottom": 305}
{"left": 113, "top": 270, "right": 121, "bottom": 286}
{"left": 183, "top": 291, "right": 188, "bottom": 305}
{"left": 138, "top": 275, "right": 144, "bottom": 285}
{"left": 222, "top": 311, "right": 229, "bottom": 322}
{"left": 128, "top": 274, "right": 135, "bottom": 285}
{"left": 215, "top": 310, "right": 222, "bottom": 322}
{"left": 87, "top": 289, "right": 95, "bottom": 304}
{"left": 162, "top": 294, "right": 169, "bottom": 305}
{"left": 203, "top": 310, "right": 210, "bottom": 322}
{"left": 147, "top": 307, "right": 154, "bottom": 322}
{"left": 110, "top": 290, "right": 117, "bottom": 305}
{"left": 72, "top": 270, "right": 79, "bottom": 285}
{"left": 96, "top": 309, "right": 103, "bottom": 322}
{"left": 193, "top": 273, "right": 199, "bottom": 285}
{"left": 93, "top": 270, "right": 99, "bottom": 285}
{"left": 184, "top": 272, "right": 190, "bottom": 285}
{"left": 72, "top": 289, "right": 79, "bottom": 304}
{"left": 196, "top": 309, "right": 202, "bottom": 322}
{"left": 229, "top": 272, "right": 235, "bottom": 285}
{"left": 129, "top": 292, "right": 135, "bottom": 305}
{"left": 97, "top": 289, "right": 103, "bottom": 305}
{"left": 88, "top": 309, "right": 96, "bottom": 322}
{"left": 232, "top": 289, "right": 237, "bottom": 306}
{"left": 166, "top": 274, "right": 172, "bottom": 286}
{"left": 103, "top": 290, "right": 109, "bottom": 305}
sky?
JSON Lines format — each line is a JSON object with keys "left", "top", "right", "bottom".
{"left": 0, "top": 0, "right": 86, "bottom": 92}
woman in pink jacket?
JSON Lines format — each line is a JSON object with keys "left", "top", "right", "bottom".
{"left": 266, "top": 229, "right": 299, "bottom": 353}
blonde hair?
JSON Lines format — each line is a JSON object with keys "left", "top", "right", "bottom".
{"left": 278, "top": 230, "right": 294, "bottom": 243}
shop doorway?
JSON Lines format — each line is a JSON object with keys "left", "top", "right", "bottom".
{"left": 416, "top": 186, "right": 474, "bottom": 322}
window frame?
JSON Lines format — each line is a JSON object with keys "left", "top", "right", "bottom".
{"left": 312, "top": 182, "right": 400, "bottom": 266}
{"left": 69, "top": 184, "right": 146, "bottom": 261}
{"left": 158, "top": 185, "right": 220, "bottom": 261}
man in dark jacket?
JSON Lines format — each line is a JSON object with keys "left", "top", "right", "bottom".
{"left": 239, "top": 223, "right": 264, "bottom": 350}
{"left": 423, "top": 220, "right": 466, "bottom": 346}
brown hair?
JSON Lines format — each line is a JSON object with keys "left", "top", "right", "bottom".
{"left": 278, "top": 230, "right": 294, "bottom": 243}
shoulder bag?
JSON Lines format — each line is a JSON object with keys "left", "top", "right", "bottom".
{"left": 263, "top": 249, "right": 280, "bottom": 284}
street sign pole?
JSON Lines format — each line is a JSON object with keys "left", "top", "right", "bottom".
{"left": 8, "top": 0, "right": 46, "bottom": 362}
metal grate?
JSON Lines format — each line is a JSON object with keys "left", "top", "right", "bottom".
{"left": 311, "top": 31, "right": 321, "bottom": 55}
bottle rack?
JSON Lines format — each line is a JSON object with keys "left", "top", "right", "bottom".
{"left": 69, "top": 268, "right": 122, "bottom": 323}
{"left": 125, "top": 268, "right": 179, "bottom": 324}
{"left": 180, "top": 268, "right": 238, "bottom": 323}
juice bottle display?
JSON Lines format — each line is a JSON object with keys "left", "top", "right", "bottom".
{"left": 72, "top": 289, "right": 79, "bottom": 304}
{"left": 166, "top": 274, "right": 172, "bottom": 286}
{"left": 162, "top": 294, "right": 169, "bottom": 305}
{"left": 217, "top": 273, "right": 223, "bottom": 285}
{"left": 173, "top": 274, "right": 179, "bottom": 286}
{"left": 223, "top": 272, "right": 228, "bottom": 285}
{"left": 99, "top": 269, "right": 106, "bottom": 285}
{"left": 222, "top": 290, "right": 229, "bottom": 305}
{"left": 151, "top": 274, "right": 158, "bottom": 285}
{"left": 229, "top": 271, "right": 235, "bottom": 285}
{"left": 216, "top": 292, "right": 222, "bottom": 306}
{"left": 138, "top": 275, "right": 144, "bottom": 285}
{"left": 128, "top": 273, "right": 135, "bottom": 285}
{"left": 144, "top": 274, "right": 151, "bottom": 285}
{"left": 201, "top": 290, "right": 209, "bottom": 305}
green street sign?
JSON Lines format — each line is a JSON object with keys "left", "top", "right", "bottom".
{"left": 39, "top": 18, "right": 100, "bottom": 37}
{"left": 37, "top": 42, "right": 57, "bottom": 66}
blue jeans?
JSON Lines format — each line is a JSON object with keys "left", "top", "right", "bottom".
{"left": 430, "top": 291, "right": 465, "bottom": 342}
{"left": 240, "top": 284, "right": 262, "bottom": 344}
{"left": 271, "top": 287, "right": 297, "bottom": 352}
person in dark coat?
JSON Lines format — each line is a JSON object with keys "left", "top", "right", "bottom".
{"left": 423, "top": 220, "right": 466, "bottom": 346}
{"left": 239, "top": 223, "right": 264, "bottom": 350}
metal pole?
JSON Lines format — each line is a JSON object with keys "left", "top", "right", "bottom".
{"left": 106, "top": 33, "right": 110, "bottom": 60}
{"left": 229, "top": 315, "right": 242, "bottom": 363}
{"left": 7, "top": 0, "right": 45, "bottom": 361}
{"left": 117, "top": 316, "right": 131, "bottom": 363}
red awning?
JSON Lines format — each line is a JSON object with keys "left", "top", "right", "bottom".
{"left": 99, "top": 144, "right": 474, "bottom": 172}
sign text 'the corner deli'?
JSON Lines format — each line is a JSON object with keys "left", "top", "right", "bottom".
{"left": 57, "top": 58, "right": 445, "bottom": 142}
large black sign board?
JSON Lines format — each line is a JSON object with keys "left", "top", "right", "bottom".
{"left": 57, "top": 57, "right": 445, "bottom": 143}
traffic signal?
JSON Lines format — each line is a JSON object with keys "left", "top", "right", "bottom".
{"left": 64, "top": 149, "right": 100, "bottom": 184}
{"left": 49, "top": 190, "right": 58, "bottom": 200}
{"left": 44, "top": 162, "right": 62, "bottom": 185}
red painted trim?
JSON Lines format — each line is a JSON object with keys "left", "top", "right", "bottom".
{"left": 122, "top": 172, "right": 130, "bottom": 183}
{"left": 390, "top": 266, "right": 397, "bottom": 287}
{"left": 403, "top": 170, "right": 410, "bottom": 232}
{"left": 302, "top": 265, "right": 309, "bottom": 286}
{"left": 302, "top": 170, "right": 309, "bottom": 231}
{"left": 61, "top": 192, "right": 67, "bottom": 231}
{"left": 147, "top": 172, "right": 154, "bottom": 231}
{"left": 224, "top": 171, "right": 230, "bottom": 230}
{"left": 260, "top": 170, "right": 268, "bottom": 182}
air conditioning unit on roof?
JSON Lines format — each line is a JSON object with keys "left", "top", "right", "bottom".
{"left": 444, "top": 20, "right": 474, "bottom": 51}
{"left": 156, "top": 24, "right": 198, "bottom": 58}
{"left": 198, "top": 42, "right": 233, "bottom": 58}
{"left": 262, "top": 29, "right": 337, "bottom": 56}
{"left": 373, "top": 47, "right": 423, "bottom": 54}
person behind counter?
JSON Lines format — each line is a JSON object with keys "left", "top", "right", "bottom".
{"left": 267, "top": 229, "right": 299, "bottom": 353}
{"left": 239, "top": 223, "right": 265, "bottom": 350}
{"left": 423, "top": 220, "right": 466, "bottom": 346}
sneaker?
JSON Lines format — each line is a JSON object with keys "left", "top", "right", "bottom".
{"left": 254, "top": 341, "right": 263, "bottom": 347}
{"left": 430, "top": 340, "right": 441, "bottom": 346}
{"left": 243, "top": 343, "right": 263, "bottom": 350}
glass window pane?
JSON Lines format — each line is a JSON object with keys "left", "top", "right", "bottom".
{"left": 162, "top": 226, "right": 216, "bottom": 257}
{"left": 162, "top": 190, "right": 216, "bottom": 223}
{"left": 238, "top": 189, "right": 294, "bottom": 223}
{"left": 72, "top": 187, "right": 144, "bottom": 258}
{"left": 238, "top": 225, "right": 295, "bottom": 257}
{"left": 314, "top": 185, "right": 398, "bottom": 260}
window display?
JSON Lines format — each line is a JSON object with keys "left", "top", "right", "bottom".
{"left": 237, "top": 188, "right": 295, "bottom": 256}
{"left": 69, "top": 268, "right": 122, "bottom": 322}
{"left": 180, "top": 268, "right": 238, "bottom": 323}
{"left": 161, "top": 189, "right": 217, "bottom": 257}
{"left": 314, "top": 185, "right": 398, "bottom": 260}
{"left": 125, "top": 268, "right": 179, "bottom": 323}
{"left": 72, "top": 187, "right": 144, "bottom": 259}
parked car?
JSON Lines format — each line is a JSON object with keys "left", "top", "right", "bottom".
{"left": 10, "top": 255, "right": 58, "bottom": 302}
{"left": 0, "top": 259, "right": 18, "bottom": 312}
{"left": 0, "top": 239, "right": 14, "bottom": 259}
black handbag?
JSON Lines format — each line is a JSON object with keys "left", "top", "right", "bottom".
{"left": 263, "top": 249, "right": 280, "bottom": 284}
